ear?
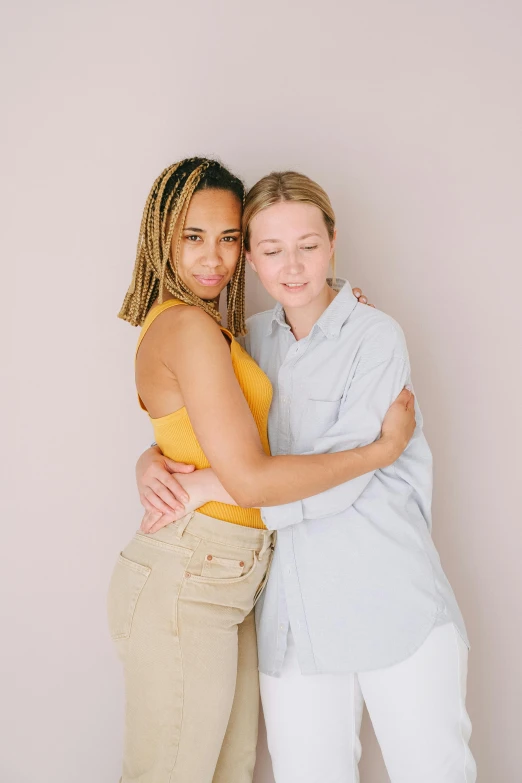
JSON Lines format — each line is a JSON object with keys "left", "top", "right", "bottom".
{"left": 245, "top": 251, "right": 257, "bottom": 273}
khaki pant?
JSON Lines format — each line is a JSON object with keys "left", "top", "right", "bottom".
{"left": 107, "top": 511, "right": 275, "bottom": 783}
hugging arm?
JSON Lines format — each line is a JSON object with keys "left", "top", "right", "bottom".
{"left": 164, "top": 307, "right": 406, "bottom": 509}
{"left": 138, "top": 286, "right": 376, "bottom": 518}
{"left": 140, "top": 370, "right": 414, "bottom": 534}
{"left": 137, "top": 306, "right": 414, "bottom": 532}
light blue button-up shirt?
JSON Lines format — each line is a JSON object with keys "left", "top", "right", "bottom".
{"left": 243, "top": 280, "right": 468, "bottom": 675}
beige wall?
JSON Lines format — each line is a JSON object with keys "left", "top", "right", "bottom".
{"left": 2, "top": 1, "right": 521, "bottom": 780}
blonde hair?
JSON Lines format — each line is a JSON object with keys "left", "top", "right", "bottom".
{"left": 118, "top": 157, "right": 247, "bottom": 335}
{"left": 242, "top": 170, "right": 336, "bottom": 280}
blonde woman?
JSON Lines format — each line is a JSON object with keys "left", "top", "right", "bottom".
{"left": 138, "top": 170, "right": 476, "bottom": 783}
{"left": 108, "top": 158, "right": 415, "bottom": 783}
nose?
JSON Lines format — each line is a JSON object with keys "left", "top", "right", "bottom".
{"left": 284, "top": 249, "right": 305, "bottom": 276}
{"left": 201, "top": 243, "right": 222, "bottom": 269}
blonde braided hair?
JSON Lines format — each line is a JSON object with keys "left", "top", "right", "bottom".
{"left": 119, "top": 157, "right": 247, "bottom": 335}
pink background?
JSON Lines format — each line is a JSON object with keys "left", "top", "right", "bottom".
{"left": 2, "top": 1, "right": 521, "bottom": 780}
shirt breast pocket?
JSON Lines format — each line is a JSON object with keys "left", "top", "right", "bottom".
{"left": 299, "top": 396, "right": 342, "bottom": 452}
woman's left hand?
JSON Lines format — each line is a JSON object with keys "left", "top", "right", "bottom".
{"left": 352, "top": 287, "right": 375, "bottom": 307}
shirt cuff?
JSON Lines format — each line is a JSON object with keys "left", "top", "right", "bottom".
{"left": 261, "top": 500, "right": 304, "bottom": 530}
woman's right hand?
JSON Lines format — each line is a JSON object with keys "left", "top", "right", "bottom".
{"left": 136, "top": 446, "right": 196, "bottom": 516}
{"left": 379, "top": 388, "right": 416, "bottom": 464}
{"left": 141, "top": 469, "right": 215, "bottom": 534}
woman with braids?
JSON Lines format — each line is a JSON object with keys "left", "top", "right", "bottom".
{"left": 134, "top": 168, "right": 475, "bottom": 782}
{"left": 108, "top": 157, "right": 416, "bottom": 783}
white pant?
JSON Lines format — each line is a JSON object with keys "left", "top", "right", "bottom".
{"left": 260, "top": 623, "right": 476, "bottom": 783}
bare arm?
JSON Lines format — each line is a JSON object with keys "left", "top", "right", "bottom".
{"left": 153, "top": 306, "right": 410, "bottom": 509}
{"left": 137, "top": 286, "right": 378, "bottom": 518}
{"left": 141, "top": 387, "right": 414, "bottom": 533}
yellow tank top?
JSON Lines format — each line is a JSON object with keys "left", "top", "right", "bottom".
{"left": 136, "top": 299, "right": 273, "bottom": 529}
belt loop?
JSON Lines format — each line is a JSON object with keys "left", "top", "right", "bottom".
{"left": 259, "top": 530, "right": 273, "bottom": 560}
{"left": 175, "top": 511, "right": 194, "bottom": 540}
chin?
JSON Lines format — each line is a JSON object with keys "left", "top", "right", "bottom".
{"left": 278, "top": 289, "right": 315, "bottom": 308}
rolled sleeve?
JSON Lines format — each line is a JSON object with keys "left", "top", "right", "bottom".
{"left": 261, "top": 500, "right": 304, "bottom": 530}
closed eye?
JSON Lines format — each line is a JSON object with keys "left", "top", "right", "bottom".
{"left": 302, "top": 245, "right": 319, "bottom": 251}
{"left": 264, "top": 249, "right": 282, "bottom": 256}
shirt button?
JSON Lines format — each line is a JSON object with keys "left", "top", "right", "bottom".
{"left": 279, "top": 624, "right": 285, "bottom": 631}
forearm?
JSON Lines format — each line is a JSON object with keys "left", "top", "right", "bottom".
{"left": 137, "top": 444, "right": 162, "bottom": 471}
{"left": 222, "top": 439, "right": 396, "bottom": 508}
{"left": 199, "top": 469, "right": 239, "bottom": 506}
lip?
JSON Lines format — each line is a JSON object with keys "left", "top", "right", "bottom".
{"left": 281, "top": 282, "right": 308, "bottom": 290}
{"left": 193, "top": 275, "right": 225, "bottom": 287}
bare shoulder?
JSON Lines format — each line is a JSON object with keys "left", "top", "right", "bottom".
{"left": 165, "top": 302, "right": 223, "bottom": 334}
{"left": 144, "top": 302, "right": 224, "bottom": 348}
{"left": 151, "top": 305, "right": 232, "bottom": 380}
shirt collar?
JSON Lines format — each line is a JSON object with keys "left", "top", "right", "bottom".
{"left": 267, "top": 278, "right": 358, "bottom": 339}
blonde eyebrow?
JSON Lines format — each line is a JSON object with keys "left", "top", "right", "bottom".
{"left": 257, "top": 232, "right": 321, "bottom": 247}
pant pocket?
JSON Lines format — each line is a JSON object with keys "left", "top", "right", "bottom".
{"left": 107, "top": 553, "right": 151, "bottom": 641}
{"left": 186, "top": 539, "right": 257, "bottom": 584}
{"left": 201, "top": 554, "right": 246, "bottom": 579}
